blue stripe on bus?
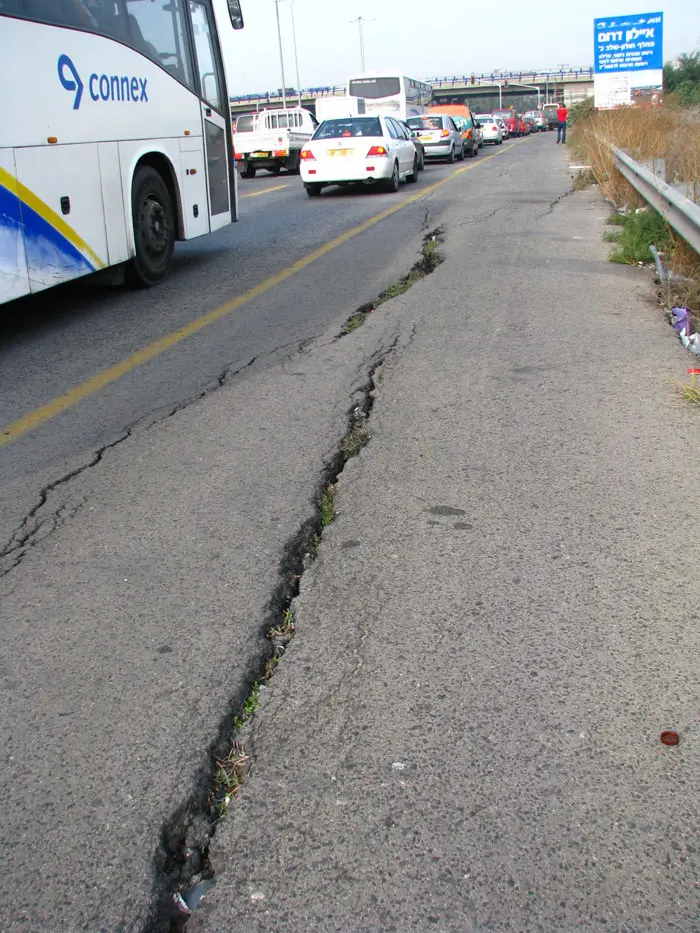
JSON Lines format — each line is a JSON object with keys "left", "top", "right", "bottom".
{"left": 0, "top": 180, "right": 95, "bottom": 280}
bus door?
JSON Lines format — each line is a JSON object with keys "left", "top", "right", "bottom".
{"left": 188, "top": 1, "right": 230, "bottom": 232}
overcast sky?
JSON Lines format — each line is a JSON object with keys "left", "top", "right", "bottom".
{"left": 214, "top": 0, "right": 700, "bottom": 96}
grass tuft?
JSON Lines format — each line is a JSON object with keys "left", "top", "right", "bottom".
{"left": 211, "top": 741, "right": 249, "bottom": 819}
{"left": 341, "top": 425, "right": 371, "bottom": 457}
{"left": 267, "top": 608, "right": 295, "bottom": 640}
{"left": 572, "top": 168, "right": 596, "bottom": 190}
{"left": 679, "top": 383, "right": 700, "bottom": 404}
{"left": 318, "top": 484, "right": 337, "bottom": 527}
{"left": 606, "top": 207, "right": 673, "bottom": 264}
{"left": 343, "top": 312, "right": 368, "bottom": 334}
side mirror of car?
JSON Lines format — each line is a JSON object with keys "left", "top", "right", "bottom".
{"left": 475, "top": 122, "right": 481, "bottom": 128}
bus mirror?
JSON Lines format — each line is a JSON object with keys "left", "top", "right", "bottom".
{"left": 227, "top": 0, "right": 244, "bottom": 29}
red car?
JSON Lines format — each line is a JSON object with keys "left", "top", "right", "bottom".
{"left": 493, "top": 111, "right": 533, "bottom": 137}
{"left": 493, "top": 109, "right": 521, "bottom": 137}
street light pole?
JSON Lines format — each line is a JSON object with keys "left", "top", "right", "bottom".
{"left": 273, "top": 0, "right": 287, "bottom": 109}
{"left": 350, "top": 16, "right": 368, "bottom": 71}
{"left": 513, "top": 82, "right": 541, "bottom": 108}
{"left": 288, "top": 1, "right": 302, "bottom": 107}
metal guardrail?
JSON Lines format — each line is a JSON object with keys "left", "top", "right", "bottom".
{"left": 613, "top": 147, "right": 700, "bottom": 255}
{"left": 229, "top": 67, "right": 594, "bottom": 106}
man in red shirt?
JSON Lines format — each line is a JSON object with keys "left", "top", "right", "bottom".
{"left": 556, "top": 104, "right": 569, "bottom": 144}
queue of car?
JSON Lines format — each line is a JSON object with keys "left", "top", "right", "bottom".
{"left": 233, "top": 97, "right": 548, "bottom": 198}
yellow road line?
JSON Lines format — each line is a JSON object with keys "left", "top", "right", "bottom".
{"left": 243, "top": 184, "right": 290, "bottom": 198}
{"left": 1, "top": 140, "right": 524, "bottom": 448}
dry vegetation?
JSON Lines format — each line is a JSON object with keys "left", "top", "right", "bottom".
{"left": 569, "top": 103, "right": 700, "bottom": 295}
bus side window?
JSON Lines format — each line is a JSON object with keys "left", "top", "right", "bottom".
{"left": 0, "top": 0, "right": 26, "bottom": 14}
{"left": 25, "top": 0, "right": 98, "bottom": 29}
{"left": 125, "top": 0, "right": 194, "bottom": 89}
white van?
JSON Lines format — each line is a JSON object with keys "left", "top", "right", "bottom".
{"left": 233, "top": 108, "right": 319, "bottom": 178}
{"left": 314, "top": 96, "right": 366, "bottom": 122}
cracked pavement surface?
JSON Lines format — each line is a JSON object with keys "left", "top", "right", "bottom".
{"left": 199, "top": 162, "right": 699, "bottom": 930}
{"left": 1, "top": 145, "right": 493, "bottom": 929}
{"left": 2, "top": 135, "right": 697, "bottom": 931}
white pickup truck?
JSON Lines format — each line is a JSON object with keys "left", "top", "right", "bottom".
{"left": 233, "top": 108, "right": 319, "bottom": 178}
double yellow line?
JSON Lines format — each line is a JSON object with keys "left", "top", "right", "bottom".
{"left": 1, "top": 141, "right": 522, "bottom": 448}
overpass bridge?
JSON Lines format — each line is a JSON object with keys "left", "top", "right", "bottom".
{"left": 229, "top": 67, "right": 594, "bottom": 118}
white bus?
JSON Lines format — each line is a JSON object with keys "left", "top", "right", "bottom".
{"left": 0, "top": 0, "right": 244, "bottom": 304}
{"left": 347, "top": 71, "right": 433, "bottom": 121}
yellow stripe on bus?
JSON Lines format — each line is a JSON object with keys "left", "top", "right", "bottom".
{"left": 0, "top": 165, "right": 105, "bottom": 270}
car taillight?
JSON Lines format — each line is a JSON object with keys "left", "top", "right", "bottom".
{"left": 441, "top": 129, "right": 450, "bottom": 138}
{"left": 234, "top": 152, "right": 244, "bottom": 161}
{"left": 366, "top": 145, "right": 388, "bottom": 156}
{"left": 466, "top": 129, "right": 472, "bottom": 139}
{"left": 273, "top": 149, "right": 287, "bottom": 158}
{"left": 300, "top": 149, "right": 315, "bottom": 161}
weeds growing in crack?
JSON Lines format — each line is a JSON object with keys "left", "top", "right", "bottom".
{"left": 337, "top": 227, "right": 445, "bottom": 338}
{"left": 341, "top": 425, "right": 371, "bottom": 457}
{"left": 376, "top": 228, "right": 445, "bottom": 307}
{"left": 211, "top": 742, "right": 249, "bottom": 820}
{"left": 318, "top": 484, "right": 337, "bottom": 527}
{"left": 267, "top": 608, "right": 296, "bottom": 641}
{"left": 152, "top": 352, "right": 396, "bottom": 932}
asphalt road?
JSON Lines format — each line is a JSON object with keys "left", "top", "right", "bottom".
{"left": 1, "top": 153, "right": 470, "bottom": 550}
{"left": 0, "top": 135, "right": 538, "bottom": 930}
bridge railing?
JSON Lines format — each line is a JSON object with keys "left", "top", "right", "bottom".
{"left": 229, "top": 69, "right": 594, "bottom": 106}
{"left": 427, "top": 68, "right": 594, "bottom": 87}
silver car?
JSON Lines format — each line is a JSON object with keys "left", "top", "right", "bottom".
{"left": 406, "top": 114, "right": 465, "bottom": 163}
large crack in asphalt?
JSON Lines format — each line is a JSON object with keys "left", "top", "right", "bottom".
{"left": 142, "top": 338, "right": 400, "bottom": 933}
{"left": 142, "top": 227, "right": 443, "bottom": 931}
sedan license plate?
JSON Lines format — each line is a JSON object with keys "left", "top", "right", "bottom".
{"left": 330, "top": 148, "right": 354, "bottom": 157}
{"left": 252, "top": 151, "right": 270, "bottom": 158}
{"left": 418, "top": 135, "right": 433, "bottom": 142}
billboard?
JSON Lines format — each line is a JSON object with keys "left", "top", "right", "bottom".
{"left": 593, "top": 12, "right": 663, "bottom": 109}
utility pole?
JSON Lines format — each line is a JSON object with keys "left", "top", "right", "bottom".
{"left": 289, "top": 0, "right": 302, "bottom": 106}
{"left": 274, "top": 0, "right": 287, "bottom": 108}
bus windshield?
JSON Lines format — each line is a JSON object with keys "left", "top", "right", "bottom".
{"left": 348, "top": 77, "right": 401, "bottom": 99}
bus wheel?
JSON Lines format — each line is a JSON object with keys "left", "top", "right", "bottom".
{"left": 127, "top": 166, "right": 175, "bottom": 288}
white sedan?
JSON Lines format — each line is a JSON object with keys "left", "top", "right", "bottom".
{"left": 475, "top": 116, "right": 503, "bottom": 145}
{"left": 478, "top": 113, "right": 508, "bottom": 139}
{"left": 299, "top": 115, "right": 419, "bottom": 197}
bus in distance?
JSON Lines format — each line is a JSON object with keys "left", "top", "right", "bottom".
{"left": 347, "top": 71, "right": 433, "bottom": 121}
{"left": 0, "top": 0, "right": 244, "bottom": 305}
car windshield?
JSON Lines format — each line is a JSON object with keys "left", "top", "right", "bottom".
{"left": 235, "top": 115, "right": 255, "bottom": 133}
{"left": 407, "top": 116, "right": 443, "bottom": 130}
{"left": 312, "top": 117, "right": 383, "bottom": 139}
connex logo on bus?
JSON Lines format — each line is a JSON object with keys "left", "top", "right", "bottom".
{"left": 58, "top": 54, "right": 148, "bottom": 110}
